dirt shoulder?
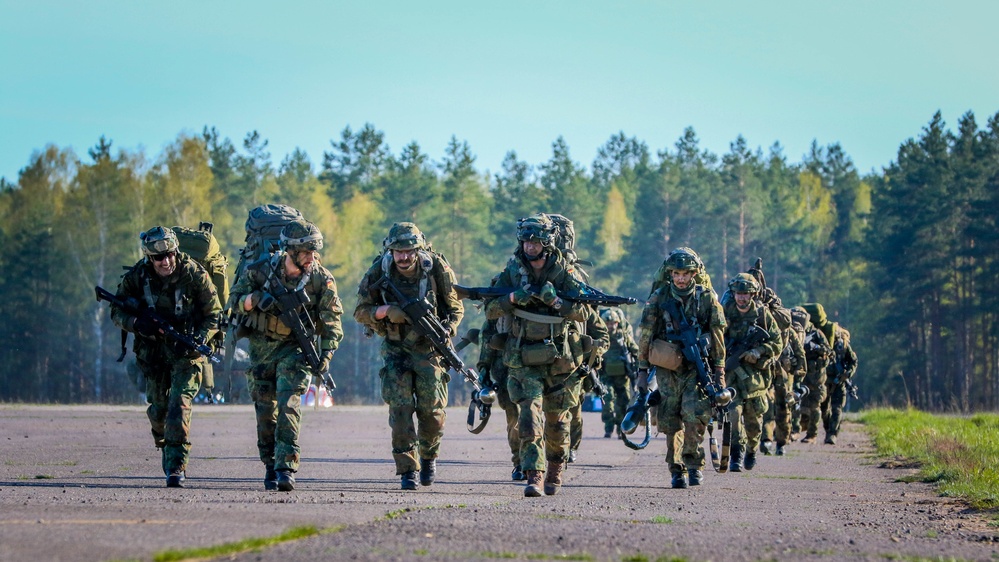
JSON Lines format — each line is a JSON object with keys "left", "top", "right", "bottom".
{"left": 0, "top": 404, "right": 996, "bottom": 562}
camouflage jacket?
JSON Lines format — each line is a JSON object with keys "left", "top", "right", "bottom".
{"left": 230, "top": 254, "right": 344, "bottom": 352}
{"left": 825, "top": 324, "right": 858, "bottom": 384}
{"left": 484, "top": 250, "right": 589, "bottom": 329}
{"left": 722, "top": 299, "right": 784, "bottom": 374}
{"left": 802, "top": 323, "right": 833, "bottom": 375}
{"left": 603, "top": 317, "right": 640, "bottom": 373}
{"left": 637, "top": 284, "right": 726, "bottom": 371}
{"left": 354, "top": 250, "right": 463, "bottom": 344}
{"left": 112, "top": 253, "right": 222, "bottom": 359}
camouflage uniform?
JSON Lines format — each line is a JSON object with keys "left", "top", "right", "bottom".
{"left": 820, "top": 323, "right": 858, "bottom": 443}
{"left": 229, "top": 222, "right": 343, "bottom": 481}
{"left": 773, "top": 317, "right": 806, "bottom": 453}
{"left": 637, "top": 283, "right": 726, "bottom": 479}
{"left": 354, "top": 224, "right": 463, "bottom": 485}
{"left": 797, "top": 307, "right": 832, "bottom": 443}
{"left": 598, "top": 307, "right": 640, "bottom": 437}
{"left": 484, "top": 224, "right": 589, "bottom": 497}
{"left": 477, "top": 317, "right": 522, "bottom": 479}
{"left": 112, "top": 228, "right": 221, "bottom": 483}
{"left": 722, "top": 296, "right": 783, "bottom": 469}
{"left": 567, "top": 306, "right": 610, "bottom": 461}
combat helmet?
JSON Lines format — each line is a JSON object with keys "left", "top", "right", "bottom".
{"left": 663, "top": 247, "right": 702, "bottom": 272}
{"left": 728, "top": 272, "right": 760, "bottom": 293}
{"left": 516, "top": 213, "right": 557, "bottom": 248}
{"left": 280, "top": 220, "right": 324, "bottom": 252}
{"left": 383, "top": 222, "right": 427, "bottom": 251}
{"left": 800, "top": 303, "right": 827, "bottom": 326}
{"left": 600, "top": 307, "right": 623, "bottom": 325}
{"left": 790, "top": 306, "right": 809, "bottom": 328}
{"left": 140, "top": 226, "right": 179, "bottom": 256}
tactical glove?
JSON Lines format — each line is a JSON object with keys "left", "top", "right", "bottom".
{"left": 477, "top": 366, "right": 492, "bottom": 387}
{"left": 317, "top": 349, "right": 334, "bottom": 374}
{"left": 635, "top": 368, "right": 650, "bottom": 391}
{"left": 385, "top": 305, "right": 409, "bottom": 324}
{"left": 539, "top": 281, "right": 562, "bottom": 309}
{"left": 256, "top": 291, "right": 276, "bottom": 312}
{"left": 712, "top": 367, "right": 726, "bottom": 389}
{"left": 511, "top": 287, "right": 534, "bottom": 306}
{"left": 132, "top": 312, "right": 160, "bottom": 338}
{"left": 740, "top": 347, "right": 763, "bottom": 364}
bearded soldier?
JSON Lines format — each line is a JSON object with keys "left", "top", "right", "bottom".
{"left": 797, "top": 304, "right": 833, "bottom": 443}
{"left": 598, "top": 307, "right": 640, "bottom": 438}
{"left": 355, "top": 222, "right": 463, "bottom": 490}
{"left": 722, "top": 273, "right": 783, "bottom": 472}
{"left": 230, "top": 220, "right": 343, "bottom": 491}
{"left": 485, "top": 213, "right": 589, "bottom": 497}
{"left": 637, "top": 248, "right": 726, "bottom": 489}
{"left": 111, "top": 226, "right": 221, "bottom": 487}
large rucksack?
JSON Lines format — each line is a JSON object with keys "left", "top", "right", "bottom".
{"left": 548, "top": 213, "right": 575, "bottom": 257}
{"left": 232, "top": 204, "right": 304, "bottom": 285}
{"left": 172, "top": 222, "right": 229, "bottom": 307}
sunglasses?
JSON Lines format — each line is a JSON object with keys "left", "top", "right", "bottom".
{"left": 150, "top": 251, "right": 176, "bottom": 262}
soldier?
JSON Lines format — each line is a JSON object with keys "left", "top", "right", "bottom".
{"left": 775, "top": 306, "right": 808, "bottom": 455}
{"left": 484, "top": 213, "right": 589, "bottom": 497}
{"left": 567, "top": 306, "right": 610, "bottom": 464}
{"left": 477, "top": 317, "right": 524, "bottom": 481}
{"left": 230, "top": 220, "right": 343, "bottom": 491}
{"left": 797, "top": 304, "right": 833, "bottom": 444}
{"left": 637, "top": 248, "right": 727, "bottom": 489}
{"left": 354, "top": 222, "right": 463, "bottom": 490}
{"left": 722, "top": 273, "right": 783, "bottom": 472}
{"left": 817, "top": 311, "right": 858, "bottom": 444}
{"left": 111, "top": 226, "right": 221, "bottom": 488}
{"left": 598, "top": 307, "right": 640, "bottom": 438}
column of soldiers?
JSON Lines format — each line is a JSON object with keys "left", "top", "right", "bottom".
{"left": 109, "top": 212, "right": 855, "bottom": 493}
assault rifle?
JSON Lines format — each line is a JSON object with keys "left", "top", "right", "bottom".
{"left": 662, "top": 298, "right": 735, "bottom": 473}
{"left": 845, "top": 379, "right": 859, "bottom": 400}
{"left": 455, "top": 283, "right": 637, "bottom": 307}
{"left": 261, "top": 262, "right": 336, "bottom": 396}
{"left": 724, "top": 324, "right": 773, "bottom": 372}
{"left": 371, "top": 275, "right": 496, "bottom": 434}
{"left": 95, "top": 286, "right": 219, "bottom": 364}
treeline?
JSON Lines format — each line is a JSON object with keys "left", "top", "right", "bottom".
{"left": 1, "top": 111, "right": 997, "bottom": 411}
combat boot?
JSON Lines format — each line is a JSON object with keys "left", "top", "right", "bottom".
{"left": 419, "top": 459, "right": 436, "bottom": 486}
{"left": 524, "top": 470, "right": 543, "bottom": 497}
{"left": 166, "top": 469, "right": 185, "bottom": 488}
{"left": 824, "top": 434, "right": 837, "bottom": 445}
{"left": 800, "top": 433, "right": 816, "bottom": 444}
{"left": 400, "top": 471, "right": 418, "bottom": 490}
{"left": 544, "top": 461, "right": 564, "bottom": 496}
{"left": 775, "top": 444, "right": 786, "bottom": 456}
{"left": 276, "top": 470, "right": 295, "bottom": 492}
{"left": 671, "top": 472, "right": 688, "bottom": 489}
{"left": 744, "top": 451, "right": 757, "bottom": 471}
{"left": 264, "top": 465, "right": 278, "bottom": 491}
{"left": 687, "top": 469, "right": 702, "bottom": 486}
{"left": 729, "top": 444, "right": 744, "bottom": 472}
{"left": 760, "top": 440, "right": 773, "bottom": 455}
{"left": 511, "top": 465, "right": 525, "bottom": 481}
{"left": 567, "top": 449, "right": 577, "bottom": 464}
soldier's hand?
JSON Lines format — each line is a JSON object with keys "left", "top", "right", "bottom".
{"left": 713, "top": 367, "right": 726, "bottom": 389}
{"left": 318, "top": 349, "right": 334, "bottom": 373}
{"left": 740, "top": 348, "right": 763, "bottom": 364}
{"left": 478, "top": 365, "right": 491, "bottom": 387}
{"left": 131, "top": 312, "right": 160, "bottom": 338}
{"left": 385, "top": 305, "right": 409, "bottom": 324}
{"left": 636, "top": 368, "right": 650, "bottom": 391}
{"left": 510, "top": 287, "right": 534, "bottom": 306}
{"left": 539, "top": 281, "right": 562, "bottom": 309}
{"left": 256, "top": 291, "right": 276, "bottom": 312}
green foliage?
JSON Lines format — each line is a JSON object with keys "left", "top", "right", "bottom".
{"left": 152, "top": 525, "right": 325, "bottom": 562}
{"left": 861, "top": 408, "right": 999, "bottom": 509}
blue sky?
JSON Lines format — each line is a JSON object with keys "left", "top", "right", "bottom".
{"left": 2, "top": 1, "right": 996, "bottom": 183}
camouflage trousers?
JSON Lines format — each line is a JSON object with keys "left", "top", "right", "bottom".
{"left": 821, "top": 380, "right": 848, "bottom": 437}
{"left": 247, "top": 337, "right": 313, "bottom": 473}
{"left": 799, "top": 370, "right": 828, "bottom": 438}
{"left": 486, "top": 361, "right": 521, "bottom": 467}
{"left": 600, "top": 374, "right": 632, "bottom": 435}
{"left": 656, "top": 368, "right": 711, "bottom": 475}
{"left": 569, "top": 381, "right": 585, "bottom": 452}
{"left": 763, "top": 372, "right": 794, "bottom": 447}
{"left": 729, "top": 394, "right": 768, "bottom": 453}
{"left": 379, "top": 341, "right": 448, "bottom": 475}
{"left": 508, "top": 365, "right": 580, "bottom": 471}
{"left": 137, "top": 355, "right": 203, "bottom": 475}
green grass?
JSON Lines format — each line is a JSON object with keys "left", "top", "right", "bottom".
{"left": 650, "top": 515, "right": 674, "bottom": 524}
{"left": 152, "top": 525, "right": 332, "bottom": 562}
{"left": 881, "top": 554, "right": 972, "bottom": 562}
{"left": 861, "top": 407, "right": 999, "bottom": 509}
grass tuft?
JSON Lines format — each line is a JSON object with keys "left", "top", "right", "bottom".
{"left": 152, "top": 525, "right": 330, "bottom": 562}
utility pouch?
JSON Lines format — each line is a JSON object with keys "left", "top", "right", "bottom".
{"left": 488, "top": 333, "right": 508, "bottom": 351}
{"left": 522, "top": 319, "right": 551, "bottom": 342}
{"left": 604, "top": 357, "right": 627, "bottom": 376}
{"left": 648, "top": 339, "right": 683, "bottom": 371}
{"left": 521, "top": 341, "right": 559, "bottom": 366}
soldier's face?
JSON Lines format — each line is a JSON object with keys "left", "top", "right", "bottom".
{"left": 522, "top": 240, "right": 544, "bottom": 260}
{"left": 150, "top": 251, "right": 177, "bottom": 278}
{"left": 292, "top": 249, "right": 316, "bottom": 270}
{"left": 671, "top": 269, "right": 695, "bottom": 290}
{"left": 735, "top": 292, "right": 753, "bottom": 311}
{"left": 392, "top": 248, "right": 418, "bottom": 272}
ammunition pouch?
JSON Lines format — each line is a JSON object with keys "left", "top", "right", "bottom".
{"left": 648, "top": 339, "right": 683, "bottom": 371}
{"left": 522, "top": 318, "right": 552, "bottom": 341}
{"left": 603, "top": 357, "right": 628, "bottom": 376}
{"left": 521, "top": 341, "right": 559, "bottom": 366}
{"left": 732, "top": 364, "right": 769, "bottom": 398}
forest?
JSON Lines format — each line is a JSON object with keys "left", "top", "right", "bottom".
{"left": 1, "top": 110, "right": 997, "bottom": 412}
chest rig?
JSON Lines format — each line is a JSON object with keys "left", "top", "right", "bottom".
{"left": 379, "top": 250, "right": 437, "bottom": 344}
